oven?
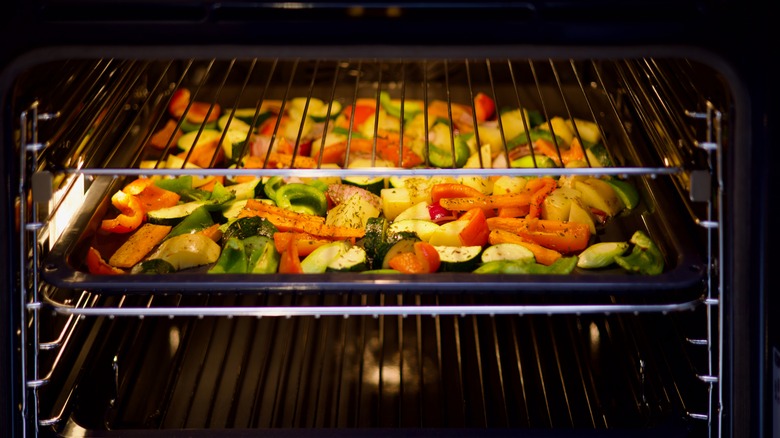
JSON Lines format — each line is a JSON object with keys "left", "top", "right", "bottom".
{"left": 1, "top": 1, "right": 776, "bottom": 437}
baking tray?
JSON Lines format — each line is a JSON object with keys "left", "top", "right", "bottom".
{"left": 40, "top": 170, "right": 707, "bottom": 299}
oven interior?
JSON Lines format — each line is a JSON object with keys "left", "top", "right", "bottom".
{"left": 9, "top": 55, "right": 727, "bottom": 436}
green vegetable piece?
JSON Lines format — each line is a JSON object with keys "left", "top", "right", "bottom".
{"left": 360, "top": 269, "right": 401, "bottom": 274}
{"left": 327, "top": 245, "right": 369, "bottom": 272}
{"left": 381, "top": 238, "right": 420, "bottom": 270}
{"left": 263, "top": 176, "right": 286, "bottom": 201}
{"left": 179, "top": 188, "right": 213, "bottom": 202}
{"left": 306, "top": 179, "right": 329, "bottom": 193}
{"left": 506, "top": 129, "right": 560, "bottom": 151}
{"left": 527, "top": 110, "right": 544, "bottom": 127}
{"left": 166, "top": 205, "right": 214, "bottom": 240}
{"left": 225, "top": 178, "right": 265, "bottom": 200}
{"left": 179, "top": 119, "right": 218, "bottom": 133}
{"left": 223, "top": 216, "right": 278, "bottom": 241}
{"left": 614, "top": 230, "right": 664, "bottom": 275}
{"left": 585, "top": 143, "right": 613, "bottom": 167}
{"left": 208, "top": 237, "right": 247, "bottom": 274}
{"left": 301, "top": 241, "right": 351, "bottom": 273}
{"left": 153, "top": 176, "right": 193, "bottom": 195}
{"left": 577, "top": 241, "right": 630, "bottom": 269}
{"left": 234, "top": 108, "right": 273, "bottom": 127}
{"left": 332, "top": 126, "right": 367, "bottom": 139}
{"left": 204, "top": 181, "right": 236, "bottom": 210}
{"left": 474, "top": 256, "right": 578, "bottom": 275}
{"left": 472, "top": 260, "right": 509, "bottom": 274}
{"left": 244, "top": 235, "right": 280, "bottom": 274}
{"left": 379, "top": 91, "right": 422, "bottom": 121}
{"left": 275, "top": 183, "right": 328, "bottom": 216}
{"left": 132, "top": 259, "right": 175, "bottom": 274}
{"left": 604, "top": 178, "right": 640, "bottom": 210}
{"left": 511, "top": 154, "right": 557, "bottom": 169}
{"left": 428, "top": 135, "right": 470, "bottom": 168}
{"left": 363, "top": 216, "right": 388, "bottom": 269}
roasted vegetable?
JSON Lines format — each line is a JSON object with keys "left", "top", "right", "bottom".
{"left": 474, "top": 256, "right": 578, "bottom": 275}
{"left": 131, "top": 259, "right": 175, "bottom": 274}
{"left": 222, "top": 216, "right": 278, "bottom": 241}
{"left": 614, "top": 231, "right": 664, "bottom": 275}
{"left": 245, "top": 236, "right": 280, "bottom": 274}
{"left": 276, "top": 183, "right": 328, "bottom": 216}
{"left": 147, "top": 233, "right": 221, "bottom": 271}
{"left": 208, "top": 237, "right": 247, "bottom": 274}
{"left": 577, "top": 241, "right": 630, "bottom": 269}
{"left": 109, "top": 223, "right": 172, "bottom": 268}
{"left": 101, "top": 190, "right": 145, "bottom": 234}
{"left": 86, "top": 247, "right": 125, "bottom": 275}
{"left": 166, "top": 206, "right": 215, "bottom": 240}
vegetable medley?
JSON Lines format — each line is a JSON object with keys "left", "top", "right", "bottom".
{"left": 84, "top": 89, "right": 664, "bottom": 276}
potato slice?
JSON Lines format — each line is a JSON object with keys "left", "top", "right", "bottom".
{"left": 574, "top": 178, "right": 624, "bottom": 217}
{"left": 148, "top": 233, "right": 221, "bottom": 271}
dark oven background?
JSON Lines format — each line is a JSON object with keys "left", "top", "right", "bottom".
{"left": 1, "top": 1, "right": 777, "bottom": 437}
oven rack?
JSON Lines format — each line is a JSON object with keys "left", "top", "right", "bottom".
{"left": 41, "top": 289, "right": 706, "bottom": 319}
{"left": 17, "top": 57, "right": 722, "bottom": 299}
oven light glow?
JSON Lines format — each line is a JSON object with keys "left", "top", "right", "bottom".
{"left": 271, "top": 2, "right": 310, "bottom": 9}
{"left": 169, "top": 326, "right": 181, "bottom": 357}
{"left": 589, "top": 321, "right": 601, "bottom": 355}
{"left": 48, "top": 174, "right": 86, "bottom": 251}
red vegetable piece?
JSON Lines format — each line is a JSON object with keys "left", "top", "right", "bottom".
{"left": 100, "top": 190, "right": 145, "bottom": 234}
{"left": 85, "top": 247, "right": 124, "bottom": 275}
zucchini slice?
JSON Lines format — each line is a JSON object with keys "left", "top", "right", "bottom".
{"left": 225, "top": 178, "right": 265, "bottom": 200}
{"left": 147, "top": 201, "right": 208, "bottom": 226}
{"left": 218, "top": 114, "right": 252, "bottom": 133}
{"left": 233, "top": 107, "right": 274, "bottom": 127}
{"left": 434, "top": 245, "right": 483, "bottom": 272}
{"left": 327, "top": 245, "right": 368, "bottom": 272}
{"left": 388, "top": 219, "right": 439, "bottom": 242}
{"left": 176, "top": 129, "right": 223, "bottom": 152}
{"left": 342, "top": 175, "right": 386, "bottom": 196}
{"left": 310, "top": 99, "right": 343, "bottom": 122}
{"left": 380, "top": 238, "right": 419, "bottom": 270}
{"left": 301, "top": 240, "right": 351, "bottom": 274}
{"left": 363, "top": 216, "right": 388, "bottom": 268}
{"left": 481, "top": 243, "right": 535, "bottom": 264}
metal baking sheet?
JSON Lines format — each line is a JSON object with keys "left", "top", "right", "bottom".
{"left": 40, "top": 173, "right": 707, "bottom": 299}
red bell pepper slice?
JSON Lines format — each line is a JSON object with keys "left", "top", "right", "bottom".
{"left": 457, "top": 207, "right": 490, "bottom": 247}
{"left": 430, "top": 183, "right": 485, "bottom": 205}
{"left": 344, "top": 104, "right": 376, "bottom": 127}
{"left": 278, "top": 236, "right": 304, "bottom": 274}
{"left": 474, "top": 92, "right": 496, "bottom": 122}
{"left": 413, "top": 241, "right": 441, "bottom": 273}
{"left": 168, "top": 88, "right": 191, "bottom": 119}
{"left": 388, "top": 241, "right": 441, "bottom": 274}
{"left": 101, "top": 190, "right": 145, "bottom": 234}
{"left": 85, "top": 247, "right": 124, "bottom": 275}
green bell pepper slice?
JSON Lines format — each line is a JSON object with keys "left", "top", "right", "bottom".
{"left": 474, "top": 256, "right": 578, "bottom": 275}
{"left": 614, "top": 230, "right": 664, "bottom": 275}
{"left": 263, "top": 176, "right": 286, "bottom": 201}
{"left": 208, "top": 237, "right": 247, "bottom": 274}
{"left": 275, "top": 183, "right": 328, "bottom": 216}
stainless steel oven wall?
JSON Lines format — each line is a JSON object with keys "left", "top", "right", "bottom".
{"left": 1, "top": 1, "right": 775, "bottom": 438}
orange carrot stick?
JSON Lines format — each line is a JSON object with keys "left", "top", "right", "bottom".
{"left": 488, "top": 229, "right": 562, "bottom": 266}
